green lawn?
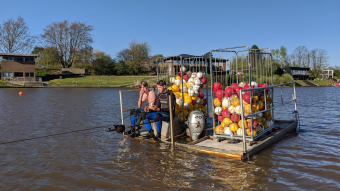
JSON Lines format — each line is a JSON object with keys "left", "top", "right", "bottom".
{"left": 309, "top": 80, "right": 333, "bottom": 86}
{"left": 48, "top": 75, "right": 157, "bottom": 86}
{"left": 0, "top": 81, "right": 9, "bottom": 87}
{"left": 295, "top": 80, "right": 308, "bottom": 86}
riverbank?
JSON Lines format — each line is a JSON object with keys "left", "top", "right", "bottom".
{"left": 0, "top": 75, "right": 337, "bottom": 88}
{"left": 295, "top": 79, "right": 335, "bottom": 86}
{"left": 0, "top": 75, "right": 158, "bottom": 88}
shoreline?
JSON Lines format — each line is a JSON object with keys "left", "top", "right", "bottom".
{"left": 0, "top": 85, "right": 337, "bottom": 88}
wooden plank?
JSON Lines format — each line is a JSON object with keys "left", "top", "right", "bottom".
{"left": 122, "top": 120, "right": 298, "bottom": 160}
{"left": 174, "top": 142, "right": 243, "bottom": 160}
{"left": 247, "top": 120, "right": 297, "bottom": 156}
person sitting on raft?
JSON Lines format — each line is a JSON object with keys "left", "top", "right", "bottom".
{"left": 141, "top": 80, "right": 175, "bottom": 140}
{"left": 129, "top": 81, "right": 156, "bottom": 135}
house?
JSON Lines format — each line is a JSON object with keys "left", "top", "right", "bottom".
{"left": 282, "top": 67, "right": 312, "bottom": 80}
{"left": 322, "top": 70, "right": 334, "bottom": 79}
{"left": 159, "top": 54, "right": 227, "bottom": 75}
{"left": 0, "top": 53, "right": 39, "bottom": 82}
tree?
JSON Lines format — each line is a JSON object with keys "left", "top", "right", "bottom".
{"left": 203, "top": 52, "right": 212, "bottom": 58}
{"left": 116, "top": 40, "right": 151, "bottom": 74}
{"left": 35, "top": 47, "right": 60, "bottom": 68}
{"left": 279, "top": 46, "right": 287, "bottom": 67}
{"left": 250, "top": 44, "right": 259, "bottom": 50}
{"left": 293, "top": 46, "right": 308, "bottom": 67}
{"left": 42, "top": 20, "right": 94, "bottom": 68}
{"left": 92, "top": 58, "right": 115, "bottom": 75}
{"left": 316, "top": 49, "right": 329, "bottom": 72}
{"left": 73, "top": 46, "right": 93, "bottom": 67}
{"left": 0, "top": 16, "right": 36, "bottom": 53}
{"left": 250, "top": 45, "right": 260, "bottom": 68}
{"left": 32, "top": 46, "right": 45, "bottom": 54}
{"left": 271, "top": 49, "right": 280, "bottom": 63}
{"left": 117, "top": 48, "right": 131, "bottom": 63}
{"left": 310, "top": 49, "right": 317, "bottom": 71}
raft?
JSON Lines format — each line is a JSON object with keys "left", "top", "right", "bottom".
{"left": 123, "top": 119, "right": 298, "bottom": 160}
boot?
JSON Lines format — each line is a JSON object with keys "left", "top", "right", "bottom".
{"left": 156, "top": 132, "right": 161, "bottom": 140}
{"left": 142, "top": 129, "right": 156, "bottom": 139}
{"left": 149, "top": 129, "right": 156, "bottom": 139}
{"left": 130, "top": 128, "right": 140, "bottom": 138}
{"left": 127, "top": 128, "right": 135, "bottom": 135}
{"left": 151, "top": 131, "right": 161, "bottom": 141}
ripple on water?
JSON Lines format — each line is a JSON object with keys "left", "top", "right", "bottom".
{"left": 0, "top": 87, "right": 340, "bottom": 190}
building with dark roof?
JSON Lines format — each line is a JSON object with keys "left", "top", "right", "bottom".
{"left": 282, "top": 67, "right": 312, "bottom": 80}
{"left": 159, "top": 54, "right": 227, "bottom": 75}
{"left": 0, "top": 53, "right": 39, "bottom": 82}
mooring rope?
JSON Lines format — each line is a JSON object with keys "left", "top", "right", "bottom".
{"left": 0, "top": 115, "right": 131, "bottom": 145}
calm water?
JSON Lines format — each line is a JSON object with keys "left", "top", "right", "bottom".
{"left": 0, "top": 87, "right": 339, "bottom": 190}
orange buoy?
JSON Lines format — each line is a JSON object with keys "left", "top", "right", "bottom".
{"left": 19, "top": 91, "right": 23, "bottom": 95}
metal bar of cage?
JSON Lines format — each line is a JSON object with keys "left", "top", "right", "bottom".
{"left": 214, "top": 82, "right": 297, "bottom": 143}
{"left": 182, "top": 56, "right": 210, "bottom": 117}
{"left": 209, "top": 47, "right": 297, "bottom": 150}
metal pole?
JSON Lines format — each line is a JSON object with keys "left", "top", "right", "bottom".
{"left": 169, "top": 93, "right": 174, "bottom": 145}
{"left": 264, "top": 89, "right": 267, "bottom": 110}
{"left": 240, "top": 89, "right": 247, "bottom": 153}
{"left": 293, "top": 82, "right": 297, "bottom": 111}
{"left": 249, "top": 55, "right": 252, "bottom": 86}
{"left": 250, "top": 90, "right": 253, "bottom": 140}
{"left": 181, "top": 56, "right": 184, "bottom": 122}
{"left": 157, "top": 60, "right": 159, "bottom": 82}
{"left": 210, "top": 52, "right": 216, "bottom": 135}
{"left": 236, "top": 52, "right": 238, "bottom": 84}
{"left": 281, "top": 86, "right": 284, "bottom": 105}
{"left": 119, "top": 91, "right": 124, "bottom": 125}
{"left": 205, "top": 57, "right": 209, "bottom": 117}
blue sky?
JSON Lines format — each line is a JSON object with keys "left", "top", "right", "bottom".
{"left": 1, "top": 0, "right": 339, "bottom": 66}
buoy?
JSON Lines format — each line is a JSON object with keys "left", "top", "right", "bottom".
{"left": 19, "top": 91, "right": 23, "bottom": 95}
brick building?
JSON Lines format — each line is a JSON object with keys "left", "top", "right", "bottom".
{"left": 159, "top": 54, "right": 227, "bottom": 75}
{"left": 0, "top": 53, "right": 38, "bottom": 82}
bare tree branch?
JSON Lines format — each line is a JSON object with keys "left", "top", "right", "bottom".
{"left": 0, "top": 16, "right": 37, "bottom": 53}
{"left": 42, "top": 20, "right": 93, "bottom": 68}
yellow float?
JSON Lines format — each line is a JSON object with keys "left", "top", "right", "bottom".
{"left": 229, "top": 123, "right": 239, "bottom": 133}
{"left": 222, "top": 118, "right": 233, "bottom": 127}
{"left": 214, "top": 98, "right": 222, "bottom": 107}
{"left": 172, "top": 84, "right": 179, "bottom": 92}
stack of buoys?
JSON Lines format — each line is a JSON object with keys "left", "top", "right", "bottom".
{"left": 213, "top": 81, "right": 273, "bottom": 136}
{"left": 168, "top": 67, "right": 208, "bottom": 121}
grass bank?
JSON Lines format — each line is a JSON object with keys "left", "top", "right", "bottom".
{"left": 48, "top": 75, "right": 157, "bottom": 87}
{"left": 295, "top": 80, "right": 308, "bottom": 86}
{"left": 0, "top": 82, "right": 10, "bottom": 87}
{"left": 309, "top": 79, "right": 333, "bottom": 86}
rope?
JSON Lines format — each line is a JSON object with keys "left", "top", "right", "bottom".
{"left": 0, "top": 115, "right": 131, "bottom": 145}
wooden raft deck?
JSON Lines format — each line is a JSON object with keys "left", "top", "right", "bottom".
{"left": 123, "top": 120, "right": 298, "bottom": 160}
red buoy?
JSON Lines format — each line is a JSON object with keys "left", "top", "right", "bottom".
{"left": 213, "top": 82, "right": 222, "bottom": 92}
{"left": 19, "top": 91, "right": 24, "bottom": 95}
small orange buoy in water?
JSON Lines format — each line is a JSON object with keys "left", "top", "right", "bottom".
{"left": 19, "top": 91, "right": 23, "bottom": 95}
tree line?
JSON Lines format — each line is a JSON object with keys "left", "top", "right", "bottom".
{"left": 0, "top": 17, "right": 334, "bottom": 77}
{"left": 271, "top": 46, "right": 330, "bottom": 75}
{"left": 0, "top": 17, "right": 161, "bottom": 75}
